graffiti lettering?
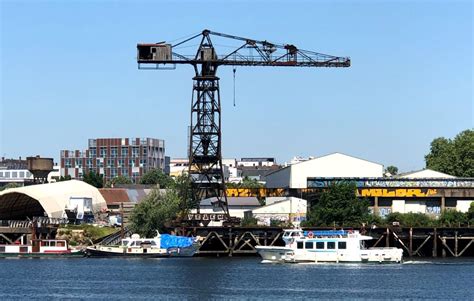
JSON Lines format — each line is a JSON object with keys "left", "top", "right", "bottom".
{"left": 359, "top": 188, "right": 438, "bottom": 197}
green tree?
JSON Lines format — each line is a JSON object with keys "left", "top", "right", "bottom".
{"left": 452, "top": 130, "right": 474, "bottom": 177}
{"left": 384, "top": 165, "right": 398, "bottom": 176}
{"left": 306, "top": 182, "right": 369, "bottom": 227}
{"left": 106, "top": 175, "right": 132, "bottom": 187}
{"left": 171, "top": 174, "right": 196, "bottom": 213}
{"left": 438, "top": 210, "right": 468, "bottom": 227}
{"left": 82, "top": 171, "right": 104, "bottom": 188}
{"left": 0, "top": 183, "right": 20, "bottom": 191}
{"left": 140, "top": 169, "right": 173, "bottom": 188}
{"left": 425, "top": 129, "right": 474, "bottom": 177}
{"left": 467, "top": 202, "right": 474, "bottom": 224}
{"left": 53, "top": 175, "right": 72, "bottom": 182}
{"left": 129, "top": 188, "right": 181, "bottom": 237}
{"left": 385, "top": 212, "right": 434, "bottom": 227}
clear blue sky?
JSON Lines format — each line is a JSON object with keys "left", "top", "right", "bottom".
{"left": 1, "top": 0, "right": 472, "bottom": 172}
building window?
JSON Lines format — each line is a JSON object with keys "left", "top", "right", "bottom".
{"left": 87, "top": 159, "right": 93, "bottom": 168}
{"left": 65, "top": 159, "right": 72, "bottom": 168}
{"left": 76, "top": 159, "right": 83, "bottom": 168}
{"left": 118, "top": 159, "right": 124, "bottom": 167}
{"left": 132, "top": 147, "right": 139, "bottom": 158}
{"left": 143, "top": 148, "right": 148, "bottom": 155}
{"left": 111, "top": 147, "right": 118, "bottom": 158}
{"left": 129, "top": 159, "right": 135, "bottom": 167}
{"left": 107, "top": 159, "right": 114, "bottom": 168}
{"left": 121, "top": 147, "right": 129, "bottom": 157}
{"left": 122, "top": 168, "right": 129, "bottom": 176}
{"left": 305, "top": 241, "right": 314, "bottom": 249}
{"left": 89, "top": 147, "right": 97, "bottom": 157}
{"left": 316, "top": 242, "right": 324, "bottom": 249}
{"left": 338, "top": 242, "right": 347, "bottom": 250}
{"left": 100, "top": 147, "right": 107, "bottom": 157}
{"left": 140, "top": 159, "right": 147, "bottom": 167}
{"left": 327, "top": 242, "right": 335, "bottom": 250}
{"left": 97, "top": 159, "right": 104, "bottom": 168}
{"left": 111, "top": 168, "right": 117, "bottom": 177}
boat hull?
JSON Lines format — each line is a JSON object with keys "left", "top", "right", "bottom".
{"left": 0, "top": 250, "right": 85, "bottom": 258}
{"left": 256, "top": 246, "right": 403, "bottom": 264}
{"left": 86, "top": 246, "right": 169, "bottom": 258}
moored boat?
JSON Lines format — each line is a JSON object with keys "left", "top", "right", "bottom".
{"left": 86, "top": 231, "right": 199, "bottom": 257}
{"left": 256, "top": 229, "right": 403, "bottom": 264}
{"left": 0, "top": 239, "right": 84, "bottom": 258}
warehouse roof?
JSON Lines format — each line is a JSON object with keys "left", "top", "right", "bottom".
{"left": 0, "top": 180, "right": 107, "bottom": 219}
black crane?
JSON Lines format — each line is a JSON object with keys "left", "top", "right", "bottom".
{"left": 137, "top": 29, "right": 350, "bottom": 222}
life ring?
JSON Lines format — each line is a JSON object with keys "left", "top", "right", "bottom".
{"left": 307, "top": 231, "right": 314, "bottom": 238}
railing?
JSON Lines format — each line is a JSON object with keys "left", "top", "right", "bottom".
{"left": 0, "top": 217, "right": 68, "bottom": 228}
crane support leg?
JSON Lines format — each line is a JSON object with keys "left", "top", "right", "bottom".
{"left": 188, "top": 75, "right": 229, "bottom": 217}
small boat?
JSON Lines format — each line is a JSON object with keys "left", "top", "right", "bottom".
{"left": 86, "top": 231, "right": 199, "bottom": 257}
{"left": 0, "top": 239, "right": 84, "bottom": 258}
{"left": 256, "top": 229, "right": 403, "bottom": 264}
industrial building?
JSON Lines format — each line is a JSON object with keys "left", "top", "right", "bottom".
{"left": 266, "top": 152, "right": 383, "bottom": 189}
{"left": 60, "top": 137, "right": 166, "bottom": 183}
{"left": 0, "top": 180, "right": 107, "bottom": 220}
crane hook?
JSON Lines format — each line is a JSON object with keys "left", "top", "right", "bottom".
{"left": 233, "top": 67, "right": 236, "bottom": 107}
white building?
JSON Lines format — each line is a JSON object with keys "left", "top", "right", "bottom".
{"left": 397, "top": 169, "right": 456, "bottom": 179}
{"left": 266, "top": 152, "right": 383, "bottom": 189}
{"left": 247, "top": 197, "right": 307, "bottom": 226}
{"left": 238, "top": 158, "right": 276, "bottom": 167}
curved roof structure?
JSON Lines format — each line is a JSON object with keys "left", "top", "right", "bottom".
{"left": 0, "top": 180, "right": 107, "bottom": 220}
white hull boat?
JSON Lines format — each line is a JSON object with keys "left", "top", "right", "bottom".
{"left": 256, "top": 229, "right": 403, "bottom": 264}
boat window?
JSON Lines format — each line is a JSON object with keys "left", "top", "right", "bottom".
{"left": 122, "top": 240, "right": 129, "bottom": 246}
{"left": 57, "top": 241, "right": 65, "bottom": 247}
{"left": 338, "top": 242, "right": 347, "bottom": 249}
{"left": 316, "top": 242, "right": 324, "bottom": 249}
{"left": 41, "top": 241, "right": 48, "bottom": 247}
{"left": 305, "top": 241, "right": 313, "bottom": 249}
{"left": 297, "top": 241, "right": 304, "bottom": 249}
{"left": 49, "top": 241, "right": 56, "bottom": 247}
{"left": 327, "top": 242, "right": 335, "bottom": 249}
{"left": 0, "top": 246, "right": 5, "bottom": 253}
{"left": 291, "top": 232, "right": 299, "bottom": 237}
{"left": 151, "top": 241, "right": 157, "bottom": 246}
{"left": 20, "top": 247, "right": 28, "bottom": 253}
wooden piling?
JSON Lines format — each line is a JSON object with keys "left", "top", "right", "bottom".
{"left": 409, "top": 228, "right": 413, "bottom": 257}
{"left": 386, "top": 228, "right": 390, "bottom": 247}
{"left": 432, "top": 228, "right": 437, "bottom": 257}
{"left": 455, "top": 231, "right": 458, "bottom": 257}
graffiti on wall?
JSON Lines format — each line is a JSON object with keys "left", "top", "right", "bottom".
{"left": 308, "top": 178, "right": 474, "bottom": 188}
{"left": 358, "top": 188, "right": 439, "bottom": 197}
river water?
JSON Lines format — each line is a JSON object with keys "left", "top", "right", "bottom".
{"left": 0, "top": 257, "right": 473, "bottom": 300}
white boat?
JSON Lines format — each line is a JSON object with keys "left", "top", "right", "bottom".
{"left": 0, "top": 239, "right": 84, "bottom": 258}
{"left": 255, "top": 229, "right": 403, "bottom": 263}
{"left": 86, "top": 232, "right": 198, "bottom": 257}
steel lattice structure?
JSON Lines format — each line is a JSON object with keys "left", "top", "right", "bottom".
{"left": 137, "top": 29, "right": 350, "bottom": 220}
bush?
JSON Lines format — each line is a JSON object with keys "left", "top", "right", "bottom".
{"left": 240, "top": 216, "right": 258, "bottom": 227}
{"left": 438, "top": 210, "right": 468, "bottom": 227}
{"left": 385, "top": 212, "right": 435, "bottom": 227}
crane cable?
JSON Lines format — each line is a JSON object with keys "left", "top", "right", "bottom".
{"left": 233, "top": 67, "right": 236, "bottom": 107}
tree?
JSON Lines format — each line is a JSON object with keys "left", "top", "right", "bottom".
{"left": 129, "top": 188, "right": 181, "bottom": 237}
{"left": 425, "top": 129, "right": 474, "bottom": 177}
{"left": 384, "top": 165, "right": 398, "bottom": 176}
{"left": 139, "top": 169, "right": 173, "bottom": 188}
{"left": 106, "top": 175, "right": 132, "bottom": 187}
{"left": 306, "top": 182, "right": 369, "bottom": 227}
{"left": 54, "top": 175, "right": 71, "bottom": 182}
{"left": 0, "top": 183, "right": 20, "bottom": 191}
{"left": 171, "top": 174, "right": 196, "bottom": 213}
{"left": 82, "top": 171, "right": 104, "bottom": 188}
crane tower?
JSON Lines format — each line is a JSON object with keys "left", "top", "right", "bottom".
{"left": 137, "top": 29, "right": 350, "bottom": 222}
